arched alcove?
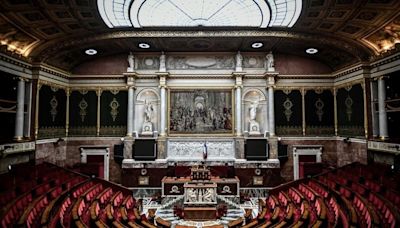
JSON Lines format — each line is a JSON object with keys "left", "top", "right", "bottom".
{"left": 242, "top": 89, "right": 267, "bottom": 135}
{"left": 135, "top": 88, "right": 160, "bottom": 134}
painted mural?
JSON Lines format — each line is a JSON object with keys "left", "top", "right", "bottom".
{"left": 169, "top": 90, "right": 232, "bottom": 134}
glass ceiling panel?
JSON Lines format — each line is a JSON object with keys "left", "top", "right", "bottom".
{"left": 98, "top": 0, "right": 301, "bottom": 28}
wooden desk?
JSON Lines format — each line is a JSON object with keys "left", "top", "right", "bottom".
{"left": 162, "top": 176, "right": 239, "bottom": 197}
{"left": 183, "top": 207, "right": 216, "bottom": 221}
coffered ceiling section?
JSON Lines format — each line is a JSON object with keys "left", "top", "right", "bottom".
{"left": 297, "top": 0, "right": 400, "bottom": 54}
{"left": 98, "top": 0, "right": 302, "bottom": 28}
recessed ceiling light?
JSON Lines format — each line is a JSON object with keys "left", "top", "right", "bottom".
{"left": 306, "top": 48, "right": 318, "bottom": 54}
{"left": 138, "top": 43, "right": 150, "bottom": 49}
{"left": 251, "top": 42, "right": 263, "bottom": 48}
{"left": 85, "top": 49, "right": 97, "bottom": 55}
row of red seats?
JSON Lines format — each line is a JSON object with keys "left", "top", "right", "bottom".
{"left": 0, "top": 162, "right": 146, "bottom": 228}
{"left": 253, "top": 162, "right": 400, "bottom": 228}
{"left": 0, "top": 163, "right": 90, "bottom": 228}
{"left": 315, "top": 163, "right": 399, "bottom": 228}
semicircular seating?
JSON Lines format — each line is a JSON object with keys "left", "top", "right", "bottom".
{"left": 249, "top": 162, "right": 400, "bottom": 228}
{"left": 0, "top": 162, "right": 148, "bottom": 228}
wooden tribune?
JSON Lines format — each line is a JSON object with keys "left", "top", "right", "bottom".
{"left": 183, "top": 207, "right": 217, "bottom": 221}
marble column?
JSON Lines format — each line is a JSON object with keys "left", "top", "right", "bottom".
{"left": 268, "top": 86, "right": 275, "bottom": 136}
{"left": 378, "top": 77, "right": 388, "bottom": 139}
{"left": 235, "top": 85, "right": 242, "bottom": 136}
{"left": 160, "top": 85, "right": 167, "bottom": 136}
{"left": 127, "top": 86, "right": 135, "bottom": 137}
{"left": 15, "top": 78, "right": 25, "bottom": 140}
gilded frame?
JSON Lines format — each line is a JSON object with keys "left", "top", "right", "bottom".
{"left": 167, "top": 88, "right": 234, "bottom": 136}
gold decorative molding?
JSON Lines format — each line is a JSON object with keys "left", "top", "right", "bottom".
{"left": 334, "top": 89, "right": 338, "bottom": 136}
{"left": 37, "top": 80, "right": 66, "bottom": 90}
{"left": 66, "top": 88, "right": 70, "bottom": 137}
{"left": 96, "top": 88, "right": 102, "bottom": 136}
{"left": 334, "top": 79, "right": 364, "bottom": 90}
{"left": 301, "top": 88, "right": 306, "bottom": 136}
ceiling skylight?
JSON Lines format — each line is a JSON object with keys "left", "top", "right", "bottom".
{"left": 98, "top": 0, "right": 302, "bottom": 28}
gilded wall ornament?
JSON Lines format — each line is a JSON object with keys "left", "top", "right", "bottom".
{"left": 79, "top": 90, "right": 88, "bottom": 95}
{"left": 110, "top": 89, "right": 120, "bottom": 95}
{"left": 283, "top": 89, "right": 292, "bottom": 95}
{"left": 315, "top": 98, "right": 324, "bottom": 122}
{"left": 315, "top": 88, "right": 324, "bottom": 94}
{"left": 50, "top": 86, "right": 59, "bottom": 92}
{"left": 49, "top": 96, "right": 58, "bottom": 122}
{"left": 79, "top": 98, "right": 88, "bottom": 122}
{"left": 109, "top": 98, "right": 120, "bottom": 122}
{"left": 345, "top": 95, "right": 353, "bottom": 122}
{"left": 283, "top": 98, "right": 293, "bottom": 122}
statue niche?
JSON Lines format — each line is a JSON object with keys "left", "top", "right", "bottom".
{"left": 142, "top": 99, "right": 154, "bottom": 135}
{"left": 244, "top": 89, "right": 266, "bottom": 136}
{"left": 136, "top": 89, "right": 159, "bottom": 136}
{"left": 249, "top": 101, "right": 260, "bottom": 135}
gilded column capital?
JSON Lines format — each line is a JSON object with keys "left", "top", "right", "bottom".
{"left": 300, "top": 87, "right": 307, "bottom": 96}
{"left": 37, "top": 82, "right": 43, "bottom": 91}
{"left": 332, "top": 87, "right": 338, "bottom": 94}
{"left": 96, "top": 88, "right": 103, "bottom": 96}
{"left": 66, "top": 88, "right": 72, "bottom": 96}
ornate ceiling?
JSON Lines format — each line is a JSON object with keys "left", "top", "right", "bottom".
{"left": 0, "top": 0, "right": 399, "bottom": 72}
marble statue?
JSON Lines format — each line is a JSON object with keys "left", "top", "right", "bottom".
{"left": 159, "top": 51, "right": 166, "bottom": 72}
{"left": 186, "top": 188, "right": 197, "bottom": 203}
{"left": 265, "top": 51, "right": 275, "bottom": 72}
{"left": 127, "top": 51, "right": 134, "bottom": 72}
{"left": 142, "top": 100, "right": 154, "bottom": 135}
{"left": 235, "top": 51, "right": 243, "bottom": 72}
{"left": 144, "top": 100, "right": 153, "bottom": 122}
{"left": 249, "top": 101, "right": 258, "bottom": 121}
{"left": 249, "top": 101, "right": 261, "bottom": 135}
{"left": 203, "top": 188, "right": 214, "bottom": 203}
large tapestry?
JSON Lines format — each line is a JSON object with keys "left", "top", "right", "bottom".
{"left": 169, "top": 90, "right": 233, "bottom": 134}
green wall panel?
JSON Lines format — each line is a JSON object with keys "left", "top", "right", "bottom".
{"left": 38, "top": 85, "right": 66, "bottom": 138}
{"left": 305, "top": 90, "right": 334, "bottom": 135}
{"left": 100, "top": 90, "right": 127, "bottom": 136}
{"left": 337, "top": 84, "right": 364, "bottom": 136}
{"left": 69, "top": 90, "right": 97, "bottom": 136}
{"left": 275, "top": 90, "right": 302, "bottom": 135}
